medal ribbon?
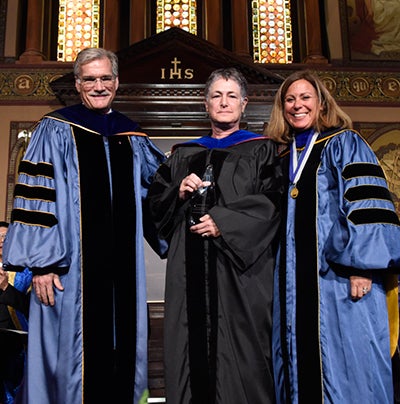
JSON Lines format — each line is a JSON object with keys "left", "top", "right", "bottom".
{"left": 289, "top": 131, "right": 319, "bottom": 185}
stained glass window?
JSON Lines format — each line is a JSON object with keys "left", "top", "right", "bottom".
{"left": 252, "top": 0, "right": 293, "bottom": 63}
{"left": 156, "top": 0, "right": 197, "bottom": 34}
{"left": 57, "top": 0, "right": 101, "bottom": 62}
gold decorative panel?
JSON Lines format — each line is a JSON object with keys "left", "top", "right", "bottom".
{"left": 1, "top": 67, "right": 400, "bottom": 105}
{"left": 318, "top": 71, "right": 400, "bottom": 103}
{"left": 156, "top": 0, "right": 197, "bottom": 34}
{"left": 0, "top": 68, "right": 71, "bottom": 102}
{"left": 57, "top": 0, "right": 101, "bottom": 62}
{"left": 251, "top": 0, "right": 293, "bottom": 64}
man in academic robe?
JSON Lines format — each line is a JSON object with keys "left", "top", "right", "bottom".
{"left": 3, "top": 47, "right": 166, "bottom": 404}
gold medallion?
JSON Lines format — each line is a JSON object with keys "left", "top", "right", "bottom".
{"left": 290, "top": 185, "right": 299, "bottom": 199}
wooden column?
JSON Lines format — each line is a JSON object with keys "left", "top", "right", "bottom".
{"left": 303, "top": 0, "right": 328, "bottom": 63}
{"left": 203, "top": 0, "right": 223, "bottom": 48}
{"left": 18, "top": 0, "right": 45, "bottom": 63}
{"left": 103, "top": 0, "right": 120, "bottom": 51}
{"left": 130, "top": 0, "right": 147, "bottom": 44}
{"left": 231, "top": 0, "right": 251, "bottom": 59}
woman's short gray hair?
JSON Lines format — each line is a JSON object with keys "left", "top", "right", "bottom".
{"left": 204, "top": 67, "right": 248, "bottom": 100}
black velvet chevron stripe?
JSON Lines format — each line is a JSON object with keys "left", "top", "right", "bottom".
{"left": 11, "top": 208, "right": 58, "bottom": 227}
{"left": 18, "top": 160, "right": 54, "bottom": 178}
{"left": 342, "top": 163, "right": 385, "bottom": 180}
{"left": 349, "top": 208, "right": 400, "bottom": 225}
{"left": 14, "top": 183, "right": 56, "bottom": 202}
{"left": 344, "top": 185, "right": 392, "bottom": 202}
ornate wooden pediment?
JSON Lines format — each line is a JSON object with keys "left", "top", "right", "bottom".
{"left": 51, "top": 28, "right": 284, "bottom": 135}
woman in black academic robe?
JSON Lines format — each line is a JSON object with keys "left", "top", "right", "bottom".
{"left": 148, "top": 67, "right": 282, "bottom": 404}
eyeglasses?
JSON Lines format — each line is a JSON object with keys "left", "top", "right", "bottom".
{"left": 77, "top": 75, "right": 116, "bottom": 89}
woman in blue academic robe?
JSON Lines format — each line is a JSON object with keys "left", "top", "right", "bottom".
{"left": 265, "top": 70, "right": 400, "bottom": 404}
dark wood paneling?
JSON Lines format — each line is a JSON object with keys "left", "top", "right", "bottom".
{"left": 148, "top": 302, "right": 165, "bottom": 398}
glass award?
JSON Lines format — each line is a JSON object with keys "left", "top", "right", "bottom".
{"left": 188, "top": 164, "right": 216, "bottom": 226}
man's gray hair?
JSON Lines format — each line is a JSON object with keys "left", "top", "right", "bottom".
{"left": 73, "top": 47, "right": 119, "bottom": 78}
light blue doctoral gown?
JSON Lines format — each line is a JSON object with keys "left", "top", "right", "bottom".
{"left": 3, "top": 107, "right": 166, "bottom": 404}
{"left": 273, "top": 129, "right": 400, "bottom": 404}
